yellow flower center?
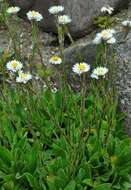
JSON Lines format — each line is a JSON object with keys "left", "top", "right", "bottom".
{"left": 51, "top": 56, "right": 60, "bottom": 61}
{"left": 32, "top": 11, "right": 38, "bottom": 17}
{"left": 12, "top": 61, "right": 17, "bottom": 68}
{"left": 20, "top": 73, "right": 28, "bottom": 79}
{"left": 98, "top": 68, "right": 103, "bottom": 73}
{"left": 101, "top": 31, "right": 109, "bottom": 37}
{"left": 79, "top": 63, "right": 86, "bottom": 71}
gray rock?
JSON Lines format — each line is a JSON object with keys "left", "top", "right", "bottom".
{"left": 64, "top": 36, "right": 96, "bottom": 65}
{"left": 10, "top": 0, "right": 129, "bottom": 37}
{"left": 10, "top": 0, "right": 34, "bottom": 10}
{"left": 117, "top": 32, "right": 131, "bottom": 135}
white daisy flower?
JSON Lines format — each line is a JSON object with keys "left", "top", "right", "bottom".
{"left": 58, "top": 15, "right": 71, "bottom": 25}
{"left": 122, "top": 20, "right": 131, "bottom": 27}
{"left": 7, "top": 6, "right": 20, "bottom": 14}
{"left": 100, "top": 29, "right": 115, "bottom": 40}
{"left": 27, "top": 10, "right": 43, "bottom": 22}
{"left": 106, "top": 29, "right": 116, "bottom": 34}
{"left": 72, "top": 62, "right": 90, "bottom": 75}
{"left": 43, "top": 84, "right": 48, "bottom": 91}
{"left": 93, "top": 33, "right": 102, "bottom": 44}
{"left": 35, "top": 76, "right": 40, "bottom": 80}
{"left": 49, "top": 55, "right": 62, "bottom": 65}
{"left": 107, "top": 37, "right": 116, "bottom": 44}
{"left": 6, "top": 60, "right": 23, "bottom": 72}
{"left": 91, "top": 73, "right": 99, "bottom": 80}
{"left": 101, "top": 5, "right": 114, "bottom": 15}
{"left": 51, "top": 87, "right": 58, "bottom": 93}
{"left": 48, "top": 5, "right": 64, "bottom": 15}
{"left": 16, "top": 71, "right": 32, "bottom": 84}
{"left": 93, "top": 29, "right": 116, "bottom": 44}
{"left": 93, "top": 67, "right": 108, "bottom": 77}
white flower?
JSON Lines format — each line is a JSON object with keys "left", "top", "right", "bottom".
{"left": 7, "top": 6, "right": 20, "bottom": 14}
{"left": 6, "top": 60, "right": 23, "bottom": 72}
{"left": 27, "top": 10, "right": 43, "bottom": 22}
{"left": 51, "top": 87, "right": 58, "bottom": 93}
{"left": 16, "top": 71, "right": 32, "bottom": 84}
{"left": 101, "top": 5, "right": 114, "bottom": 15}
{"left": 93, "top": 29, "right": 116, "bottom": 44}
{"left": 48, "top": 5, "right": 64, "bottom": 15}
{"left": 58, "top": 15, "right": 71, "bottom": 25}
{"left": 93, "top": 67, "right": 108, "bottom": 77}
{"left": 91, "top": 73, "right": 99, "bottom": 80}
{"left": 93, "top": 33, "right": 102, "bottom": 44}
{"left": 122, "top": 20, "right": 131, "bottom": 27}
{"left": 35, "top": 76, "right": 40, "bottom": 80}
{"left": 106, "top": 29, "right": 116, "bottom": 34}
{"left": 72, "top": 62, "right": 90, "bottom": 75}
{"left": 100, "top": 29, "right": 115, "bottom": 40}
{"left": 49, "top": 55, "right": 62, "bottom": 65}
{"left": 107, "top": 37, "right": 116, "bottom": 44}
{"left": 43, "top": 84, "right": 48, "bottom": 91}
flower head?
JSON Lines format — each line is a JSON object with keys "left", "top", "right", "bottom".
{"left": 43, "top": 84, "right": 48, "bottom": 91}
{"left": 58, "top": 15, "right": 71, "bottom": 25}
{"left": 107, "top": 37, "right": 116, "bottom": 44}
{"left": 122, "top": 20, "right": 131, "bottom": 27}
{"left": 91, "top": 73, "right": 99, "bottom": 80}
{"left": 93, "top": 33, "right": 102, "bottom": 44}
{"left": 93, "top": 29, "right": 116, "bottom": 44}
{"left": 101, "top": 29, "right": 115, "bottom": 40}
{"left": 6, "top": 60, "right": 23, "bottom": 72}
{"left": 51, "top": 87, "right": 58, "bottom": 93}
{"left": 48, "top": 5, "right": 64, "bottom": 15}
{"left": 101, "top": 5, "right": 114, "bottom": 15}
{"left": 16, "top": 71, "right": 32, "bottom": 84}
{"left": 49, "top": 55, "right": 62, "bottom": 65}
{"left": 27, "top": 10, "right": 43, "bottom": 22}
{"left": 72, "top": 62, "right": 90, "bottom": 75}
{"left": 92, "top": 67, "right": 108, "bottom": 78}
{"left": 7, "top": 6, "right": 20, "bottom": 14}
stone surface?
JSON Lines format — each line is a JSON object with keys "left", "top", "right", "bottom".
{"left": 10, "top": 0, "right": 34, "bottom": 10}
{"left": 117, "top": 32, "right": 131, "bottom": 135}
{"left": 10, "top": 0, "right": 129, "bottom": 37}
{"left": 0, "top": 18, "right": 57, "bottom": 68}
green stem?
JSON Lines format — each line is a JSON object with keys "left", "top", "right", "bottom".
{"left": 64, "top": 25, "right": 74, "bottom": 44}
{"left": 3, "top": 9, "right": 20, "bottom": 59}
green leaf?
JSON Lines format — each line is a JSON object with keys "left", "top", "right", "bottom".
{"left": 76, "top": 168, "right": 86, "bottom": 182}
{"left": 1, "top": 115, "right": 14, "bottom": 145}
{"left": 123, "top": 181, "right": 131, "bottom": 189}
{"left": 23, "top": 172, "right": 40, "bottom": 190}
{"left": 82, "top": 178, "right": 93, "bottom": 187}
{"left": 55, "top": 92, "right": 62, "bottom": 109}
{"left": 92, "top": 183, "right": 111, "bottom": 190}
{"left": 64, "top": 180, "right": 76, "bottom": 190}
{"left": 0, "top": 147, "right": 13, "bottom": 166}
{"left": 47, "top": 175, "right": 56, "bottom": 190}
{"left": 27, "top": 147, "right": 37, "bottom": 173}
{"left": 3, "top": 181, "right": 14, "bottom": 190}
{"left": 101, "top": 120, "right": 108, "bottom": 129}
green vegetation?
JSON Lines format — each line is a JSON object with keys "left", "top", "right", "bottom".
{"left": 0, "top": 1, "right": 131, "bottom": 190}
